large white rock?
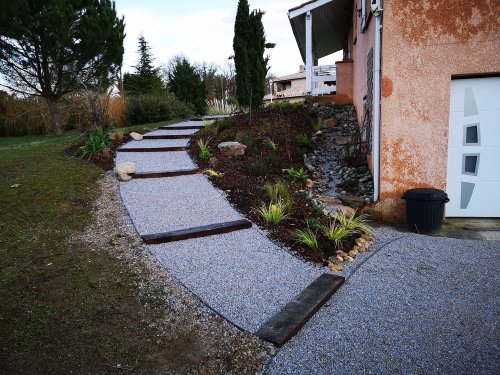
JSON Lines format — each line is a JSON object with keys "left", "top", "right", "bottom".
{"left": 217, "top": 141, "right": 247, "bottom": 157}
{"left": 117, "top": 173, "right": 133, "bottom": 182}
{"left": 129, "top": 132, "right": 143, "bottom": 141}
{"left": 116, "top": 162, "right": 136, "bottom": 175}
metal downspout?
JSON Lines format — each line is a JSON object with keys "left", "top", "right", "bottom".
{"left": 373, "top": 0, "right": 383, "bottom": 201}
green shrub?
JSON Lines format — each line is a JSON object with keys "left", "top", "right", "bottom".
{"left": 295, "top": 226, "right": 318, "bottom": 251}
{"left": 74, "top": 128, "right": 112, "bottom": 159}
{"left": 283, "top": 167, "right": 308, "bottom": 185}
{"left": 254, "top": 199, "right": 290, "bottom": 225}
{"left": 295, "top": 134, "right": 315, "bottom": 155}
{"left": 199, "top": 149, "right": 211, "bottom": 160}
{"left": 216, "top": 118, "right": 234, "bottom": 133}
{"left": 313, "top": 119, "right": 325, "bottom": 132}
{"left": 126, "top": 93, "right": 193, "bottom": 125}
{"left": 235, "top": 131, "right": 253, "bottom": 148}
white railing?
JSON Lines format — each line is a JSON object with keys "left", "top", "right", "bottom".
{"left": 307, "top": 65, "right": 336, "bottom": 95}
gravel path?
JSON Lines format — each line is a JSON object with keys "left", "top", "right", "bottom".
{"left": 266, "top": 227, "right": 500, "bottom": 375}
{"left": 163, "top": 120, "right": 209, "bottom": 127}
{"left": 120, "top": 139, "right": 189, "bottom": 149}
{"left": 119, "top": 174, "right": 243, "bottom": 235}
{"left": 115, "top": 151, "right": 195, "bottom": 172}
{"left": 149, "top": 227, "right": 323, "bottom": 332}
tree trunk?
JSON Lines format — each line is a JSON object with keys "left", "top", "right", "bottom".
{"left": 45, "top": 96, "right": 64, "bottom": 136}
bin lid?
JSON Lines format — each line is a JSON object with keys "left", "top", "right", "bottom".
{"left": 402, "top": 188, "right": 448, "bottom": 200}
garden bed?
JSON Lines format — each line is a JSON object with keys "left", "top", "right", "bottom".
{"left": 189, "top": 104, "right": 372, "bottom": 266}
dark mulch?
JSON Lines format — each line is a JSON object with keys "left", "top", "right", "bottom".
{"left": 189, "top": 106, "right": 357, "bottom": 265}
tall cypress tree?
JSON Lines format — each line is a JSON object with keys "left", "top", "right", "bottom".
{"left": 233, "top": 0, "right": 251, "bottom": 108}
{"left": 249, "top": 10, "right": 267, "bottom": 109}
{"left": 233, "top": 1, "right": 273, "bottom": 109}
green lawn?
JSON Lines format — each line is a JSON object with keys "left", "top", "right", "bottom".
{"left": 0, "top": 134, "right": 169, "bottom": 372}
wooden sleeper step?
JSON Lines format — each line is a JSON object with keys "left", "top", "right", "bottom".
{"left": 143, "top": 134, "right": 194, "bottom": 139}
{"left": 142, "top": 219, "right": 252, "bottom": 244}
{"left": 159, "top": 125, "right": 205, "bottom": 130}
{"left": 131, "top": 168, "right": 201, "bottom": 179}
{"left": 255, "top": 273, "right": 345, "bottom": 347}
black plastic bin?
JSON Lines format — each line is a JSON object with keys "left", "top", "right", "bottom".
{"left": 402, "top": 188, "right": 449, "bottom": 234}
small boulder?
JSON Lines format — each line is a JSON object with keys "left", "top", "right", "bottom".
{"left": 303, "top": 155, "right": 315, "bottom": 172}
{"left": 317, "top": 195, "right": 343, "bottom": 206}
{"left": 306, "top": 179, "right": 315, "bottom": 188}
{"left": 116, "top": 162, "right": 136, "bottom": 175}
{"left": 117, "top": 173, "right": 132, "bottom": 182}
{"left": 129, "top": 132, "right": 143, "bottom": 141}
{"left": 217, "top": 141, "right": 247, "bottom": 156}
{"left": 339, "top": 195, "right": 366, "bottom": 208}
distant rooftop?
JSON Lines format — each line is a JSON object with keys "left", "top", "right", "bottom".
{"left": 273, "top": 71, "right": 306, "bottom": 82}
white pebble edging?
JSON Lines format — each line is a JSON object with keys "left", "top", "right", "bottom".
{"left": 120, "top": 139, "right": 189, "bottom": 149}
{"left": 115, "top": 151, "right": 195, "bottom": 173}
{"left": 119, "top": 174, "right": 243, "bottom": 235}
{"left": 149, "top": 227, "right": 324, "bottom": 333}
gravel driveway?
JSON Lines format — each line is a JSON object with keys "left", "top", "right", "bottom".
{"left": 266, "top": 227, "right": 500, "bottom": 374}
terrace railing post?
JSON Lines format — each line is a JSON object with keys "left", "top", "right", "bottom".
{"left": 305, "top": 11, "right": 313, "bottom": 95}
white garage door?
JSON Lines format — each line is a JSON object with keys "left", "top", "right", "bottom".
{"left": 446, "top": 77, "right": 500, "bottom": 217}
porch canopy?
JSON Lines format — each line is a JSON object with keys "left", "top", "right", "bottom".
{"left": 288, "top": 0, "right": 352, "bottom": 63}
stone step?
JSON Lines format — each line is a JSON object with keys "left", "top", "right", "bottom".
{"left": 143, "top": 134, "right": 194, "bottom": 139}
{"left": 255, "top": 273, "right": 345, "bottom": 347}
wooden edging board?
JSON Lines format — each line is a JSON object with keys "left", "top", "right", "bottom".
{"left": 143, "top": 134, "right": 194, "bottom": 139}
{"left": 159, "top": 125, "right": 205, "bottom": 130}
{"left": 131, "top": 168, "right": 201, "bottom": 179}
{"left": 255, "top": 273, "right": 345, "bottom": 347}
{"left": 141, "top": 219, "right": 252, "bottom": 244}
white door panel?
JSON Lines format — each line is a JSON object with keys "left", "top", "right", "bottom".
{"left": 446, "top": 77, "right": 500, "bottom": 217}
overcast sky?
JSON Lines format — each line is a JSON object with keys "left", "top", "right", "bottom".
{"left": 116, "top": 0, "right": 341, "bottom": 77}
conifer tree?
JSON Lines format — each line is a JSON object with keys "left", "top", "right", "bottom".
{"left": 123, "top": 35, "right": 165, "bottom": 95}
{"left": 168, "top": 59, "right": 208, "bottom": 115}
{"left": 233, "top": 0, "right": 251, "bottom": 107}
{"left": 0, "top": 0, "right": 125, "bottom": 135}
{"left": 233, "top": 1, "right": 274, "bottom": 109}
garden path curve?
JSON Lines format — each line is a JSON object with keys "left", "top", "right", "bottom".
{"left": 116, "top": 120, "right": 329, "bottom": 334}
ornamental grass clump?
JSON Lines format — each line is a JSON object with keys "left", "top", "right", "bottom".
{"left": 322, "top": 221, "right": 352, "bottom": 249}
{"left": 334, "top": 211, "right": 372, "bottom": 235}
{"left": 295, "top": 226, "right": 319, "bottom": 251}
{"left": 262, "top": 181, "right": 292, "bottom": 213}
{"left": 254, "top": 199, "right": 290, "bottom": 225}
{"left": 75, "top": 128, "right": 112, "bottom": 159}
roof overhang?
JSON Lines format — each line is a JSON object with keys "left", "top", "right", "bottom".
{"left": 288, "top": 0, "right": 353, "bottom": 63}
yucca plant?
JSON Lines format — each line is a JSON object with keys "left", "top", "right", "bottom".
{"left": 322, "top": 221, "right": 353, "bottom": 248}
{"left": 75, "top": 128, "right": 112, "bottom": 159}
{"left": 295, "top": 226, "right": 319, "bottom": 251}
{"left": 254, "top": 199, "right": 290, "bottom": 225}
{"left": 197, "top": 137, "right": 210, "bottom": 153}
{"left": 334, "top": 211, "right": 372, "bottom": 235}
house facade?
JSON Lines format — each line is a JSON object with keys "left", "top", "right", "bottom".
{"left": 289, "top": 0, "right": 500, "bottom": 221}
{"left": 264, "top": 69, "right": 308, "bottom": 104}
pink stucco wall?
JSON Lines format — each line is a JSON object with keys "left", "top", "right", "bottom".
{"left": 376, "top": 0, "right": 500, "bottom": 221}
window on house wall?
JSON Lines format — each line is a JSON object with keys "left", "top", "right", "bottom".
{"left": 360, "top": 0, "right": 375, "bottom": 33}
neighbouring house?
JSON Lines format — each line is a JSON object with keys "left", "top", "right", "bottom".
{"left": 264, "top": 65, "right": 336, "bottom": 104}
{"left": 288, "top": 0, "right": 500, "bottom": 221}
